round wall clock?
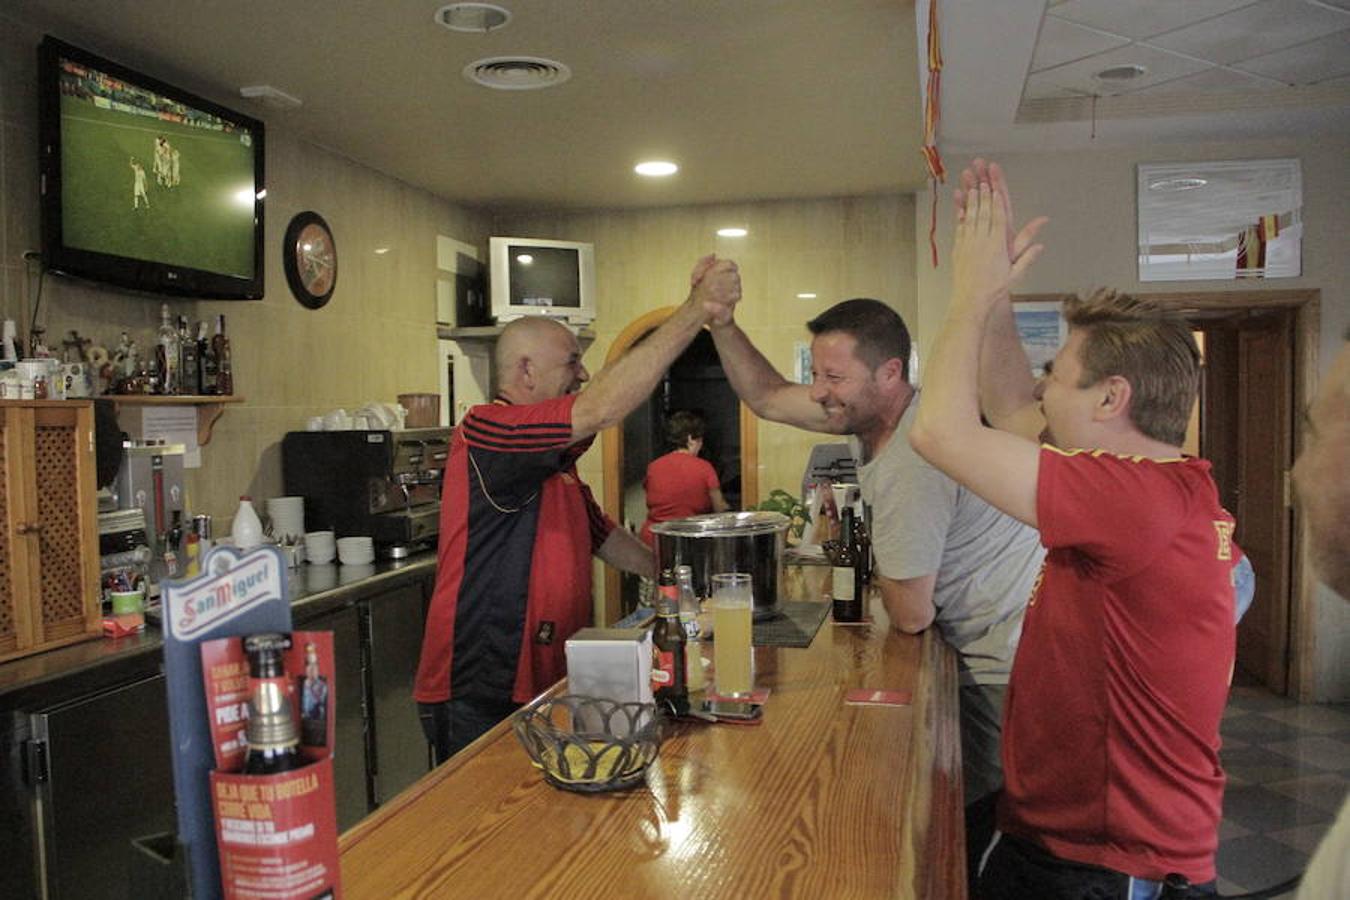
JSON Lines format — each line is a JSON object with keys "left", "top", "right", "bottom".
{"left": 283, "top": 211, "right": 337, "bottom": 308}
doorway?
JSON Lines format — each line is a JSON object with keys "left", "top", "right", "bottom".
{"left": 1018, "top": 288, "right": 1318, "bottom": 697}
{"left": 599, "top": 309, "right": 760, "bottom": 623}
{"left": 1194, "top": 307, "right": 1296, "bottom": 693}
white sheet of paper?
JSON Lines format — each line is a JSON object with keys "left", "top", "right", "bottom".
{"left": 138, "top": 405, "right": 202, "bottom": 468}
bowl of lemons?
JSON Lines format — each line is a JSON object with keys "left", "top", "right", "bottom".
{"left": 512, "top": 695, "right": 664, "bottom": 793}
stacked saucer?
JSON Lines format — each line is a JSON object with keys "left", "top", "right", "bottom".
{"left": 266, "top": 496, "right": 306, "bottom": 544}
{"left": 337, "top": 536, "right": 375, "bottom": 565}
{"left": 304, "top": 531, "right": 337, "bottom": 564}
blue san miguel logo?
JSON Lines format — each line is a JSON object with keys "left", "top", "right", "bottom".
{"left": 167, "top": 545, "right": 285, "bottom": 640}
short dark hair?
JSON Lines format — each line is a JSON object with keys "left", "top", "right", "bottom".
{"left": 806, "top": 298, "right": 911, "bottom": 378}
{"left": 1063, "top": 289, "right": 1200, "bottom": 446}
{"left": 665, "top": 410, "right": 706, "bottom": 448}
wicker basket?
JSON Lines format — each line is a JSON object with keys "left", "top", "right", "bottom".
{"left": 512, "top": 695, "right": 663, "bottom": 793}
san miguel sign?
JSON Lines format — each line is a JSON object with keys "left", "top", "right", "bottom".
{"left": 170, "top": 546, "right": 284, "bottom": 640}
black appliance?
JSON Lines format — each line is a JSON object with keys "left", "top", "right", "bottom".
{"left": 281, "top": 428, "right": 451, "bottom": 555}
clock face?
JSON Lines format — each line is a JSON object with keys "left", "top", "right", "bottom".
{"left": 284, "top": 212, "right": 338, "bottom": 308}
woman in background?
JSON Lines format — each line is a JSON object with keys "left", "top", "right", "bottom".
{"left": 640, "top": 410, "right": 729, "bottom": 547}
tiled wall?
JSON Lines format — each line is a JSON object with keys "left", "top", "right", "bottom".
{"left": 495, "top": 193, "right": 917, "bottom": 509}
{"left": 0, "top": 12, "right": 492, "bottom": 529}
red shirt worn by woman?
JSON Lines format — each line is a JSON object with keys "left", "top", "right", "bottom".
{"left": 639, "top": 450, "right": 721, "bottom": 546}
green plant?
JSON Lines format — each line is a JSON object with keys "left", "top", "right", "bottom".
{"left": 757, "top": 489, "right": 810, "bottom": 544}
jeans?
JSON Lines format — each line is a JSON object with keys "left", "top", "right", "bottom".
{"left": 418, "top": 696, "right": 521, "bottom": 765}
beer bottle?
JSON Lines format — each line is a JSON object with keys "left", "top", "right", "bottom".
{"left": 832, "top": 507, "right": 863, "bottom": 622}
{"left": 242, "top": 633, "right": 303, "bottom": 775}
{"left": 651, "top": 569, "right": 689, "bottom": 714}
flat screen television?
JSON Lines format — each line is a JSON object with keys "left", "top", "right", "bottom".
{"left": 489, "top": 236, "right": 596, "bottom": 325}
{"left": 38, "top": 36, "right": 265, "bottom": 300}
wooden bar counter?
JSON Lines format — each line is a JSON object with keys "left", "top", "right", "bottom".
{"left": 338, "top": 566, "right": 965, "bottom": 898}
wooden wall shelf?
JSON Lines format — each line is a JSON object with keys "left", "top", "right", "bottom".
{"left": 107, "top": 395, "right": 243, "bottom": 446}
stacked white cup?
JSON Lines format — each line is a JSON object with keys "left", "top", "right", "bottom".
{"left": 266, "top": 497, "right": 306, "bottom": 544}
{"left": 337, "top": 536, "right": 375, "bottom": 565}
{"left": 304, "top": 531, "right": 337, "bottom": 564}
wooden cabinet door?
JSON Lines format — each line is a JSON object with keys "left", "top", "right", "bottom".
{"left": 0, "top": 401, "right": 101, "bottom": 663}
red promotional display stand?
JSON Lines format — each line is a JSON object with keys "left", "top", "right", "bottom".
{"left": 201, "top": 632, "right": 340, "bottom": 899}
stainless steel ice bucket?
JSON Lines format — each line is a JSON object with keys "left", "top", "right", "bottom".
{"left": 651, "top": 511, "right": 790, "bottom": 620}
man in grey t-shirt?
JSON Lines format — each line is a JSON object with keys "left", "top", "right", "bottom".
{"left": 711, "top": 298, "right": 1044, "bottom": 809}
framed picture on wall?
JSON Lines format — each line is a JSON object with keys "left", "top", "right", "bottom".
{"left": 1013, "top": 299, "right": 1066, "bottom": 378}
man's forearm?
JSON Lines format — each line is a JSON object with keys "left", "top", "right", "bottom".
{"left": 710, "top": 320, "right": 830, "bottom": 430}
{"left": 574, "top": 298, "right": 704, "bottom": 435}
{"left": 596, "top": 527, "right": 655, "bottom": 578}
{"left": 979, "top": 294, "right": 1044, "bottom": 441}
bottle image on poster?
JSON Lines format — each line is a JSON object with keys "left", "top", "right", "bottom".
{"left": 299, "top": 641, "right": 329, "bottom": 748}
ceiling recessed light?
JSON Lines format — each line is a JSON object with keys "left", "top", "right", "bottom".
{"left": 635, "top": 160, "right": 678, "bottom": 177}
{"left": 796, "top": 292, "right": 817, "bottom": 299}
{"left": 1148, "top": 177, "right": 1208, "bottom": 192}
{"left": 435, "top": 3, "right": 511, "bottom": 33}
{"left": 717, "top": 227, "right": 748, "bottom": 238}
{"left": 1094, "top": 64, "right": 1148, "bottom": 82}
{"left": 374, "top": 247, "right": 390, "bottom": 255}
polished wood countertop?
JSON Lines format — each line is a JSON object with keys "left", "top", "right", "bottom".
{"left": 338, "top": 566, "right": 965, "bottom": 899}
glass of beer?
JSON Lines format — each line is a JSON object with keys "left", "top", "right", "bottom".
{"left": 710, "top": 573, "right": 754, "bottom": 697}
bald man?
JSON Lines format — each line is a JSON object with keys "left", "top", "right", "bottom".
{"left": 1294, "top": 330, "right": 1350, "bottom": 900}
{"left": 415, "top": 256, "right": 742, "bottom": 760}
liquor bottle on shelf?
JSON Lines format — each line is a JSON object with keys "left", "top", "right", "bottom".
{"left": 242, "top": 633, "right": 304, "bottom": 775}
{"left": 155, "top": 303, "right": 181, "bottom": 394}
{"left": 199, "top": 321, "right": 217, "bottom": 394}
{"left": 831, "top": 507, "right": 863, "bottom": 622}
{"left": 178, "top": 315, "right": 201, "bottom": 394}
{"left": 651, "top": 568, "right": 689, "bottom": 714}
{"left": 212, "top": 314, "right": 233, "bottom": 396}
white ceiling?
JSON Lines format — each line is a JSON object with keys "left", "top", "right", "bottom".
{"left": 11, "top": 0, "right": 1350, "bottom": 212}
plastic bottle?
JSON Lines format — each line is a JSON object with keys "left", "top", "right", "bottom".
{"left": 231, "top": 496, "right": 264, "bottom": 550}
{"left": 675, "top": 565, "right": 705, "bottom": 691}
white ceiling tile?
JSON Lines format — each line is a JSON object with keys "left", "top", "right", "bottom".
{"left": 1032, "top": 16, "right": 1131, "bottom": 71}
{"left": 1031, "top": 43, "right": 1214, "bottom": 95}
{"left": 1131, "top": 66, "right": 1287, "bottom": 94}
{"left": 1233, "top": 30, "right": 1350, "bottom": 84}
{"left": 1049, "top": 0, "right": 1259, "bottom": 41}
{"left": 1148, "top": 0, "right": 1350, "bottom": 65}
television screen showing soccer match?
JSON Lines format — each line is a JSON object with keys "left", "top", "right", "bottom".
{"left": 39, "top": 37, "right": 264, "bottom": 299}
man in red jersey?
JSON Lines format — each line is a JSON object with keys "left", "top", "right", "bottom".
{"left": 415, "top": 256, "right": 741, "bottom": 762}
{"left": 912, "top": 160, "right": 1233, "bottom": 898}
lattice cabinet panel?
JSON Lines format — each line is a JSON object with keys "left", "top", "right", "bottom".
{"left": 0, "top": 402, "right": 101, "bottom": 662}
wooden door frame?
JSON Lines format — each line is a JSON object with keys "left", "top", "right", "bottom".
{"left": 597, "top": 308, "right": 760, "bottom": 624}
{"left": 1018, "top": 288, "right": 1320, "bottom": 698}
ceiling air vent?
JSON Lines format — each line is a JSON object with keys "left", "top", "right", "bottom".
{"left": 463, "top": 57, "right": 572, "bottom": 91}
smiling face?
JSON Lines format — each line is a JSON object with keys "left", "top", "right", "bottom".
{"left": 807, "top": 331, "right": 890, "bottom": 437}
{"left": 1034, "top": 329, "right": 1105, "bottom": 450}
{"left": 533, "top": 326, "right": 589, "bottom": 399}
{"left": 1292, "top": 343, "right": 1350, "bottom": 598}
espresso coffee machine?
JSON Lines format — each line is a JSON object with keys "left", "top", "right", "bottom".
{"left": 281, "top": 427, "right": 451, "bottom": 557}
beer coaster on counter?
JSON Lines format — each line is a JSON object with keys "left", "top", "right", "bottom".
{"left": 705, "top": 687, "right": 771, "bottom": 704}
{"left": 844, "top": 688, "right": 912, "bottom": 707}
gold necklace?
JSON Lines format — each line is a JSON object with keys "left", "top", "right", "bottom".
{"left": 468, "top": 449, "right": 538, "bottom": 514}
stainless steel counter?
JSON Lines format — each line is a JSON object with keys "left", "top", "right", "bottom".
{"left": 0, "top": 552, "right": 436, "bottom": 707}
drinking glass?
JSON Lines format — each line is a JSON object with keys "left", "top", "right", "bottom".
{"left": 710, "top": 572, "right": 754, "bottom": 698}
